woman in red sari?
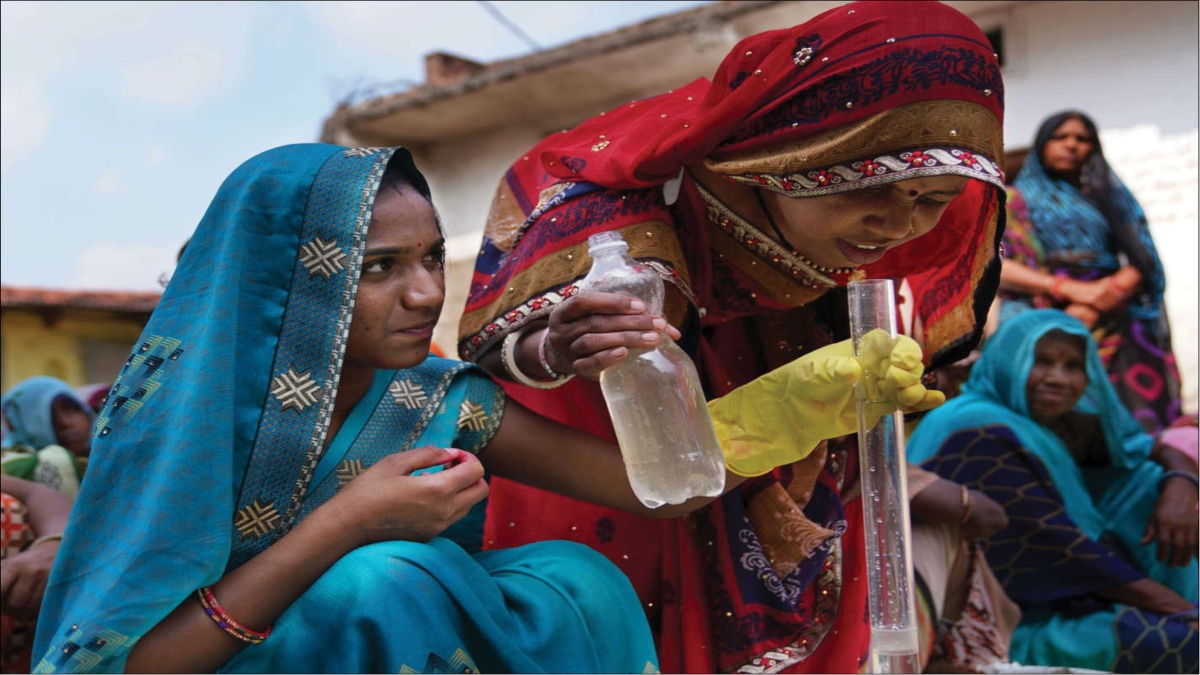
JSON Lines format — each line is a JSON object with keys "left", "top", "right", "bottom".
{"left": 457, "top": 2, "right": 1007, "bottom": 671}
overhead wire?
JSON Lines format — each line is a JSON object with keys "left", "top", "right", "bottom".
{"left": 475, "top": 0, "right": 542, "bottom": 52}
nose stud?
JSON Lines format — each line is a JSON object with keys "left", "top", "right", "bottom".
{"left": 908, "top": 226, "right": 915, "bottom": 235}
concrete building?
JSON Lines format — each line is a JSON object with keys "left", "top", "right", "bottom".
{"left": 1, "top": 287, "right": 158, "bottom": 391}
{"left": 320, "top": 0, "right": 1198, "bottom": 413}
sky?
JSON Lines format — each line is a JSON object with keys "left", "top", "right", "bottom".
{"left": 0, "top": 0, "right": 710, "bottom": 292}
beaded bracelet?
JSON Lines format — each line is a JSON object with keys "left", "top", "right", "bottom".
{"left": 537, "top": 329, "right": 573, "bottom": 381}
{"left": 196, "top": 587, "right": 272, "bottom": 644}
{"left": 959, "top": 485, "right": 974, "bottom": 526}
{"left": 1158, "top": 470, "right": 1200, "bottom": 492}
{"left": 501, "top": 327, "right": 573, "bottom": 390}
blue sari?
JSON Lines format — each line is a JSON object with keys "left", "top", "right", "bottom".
{"left": 908, "top": 309, "right": 1197, "bottom": 673}
{"left": 31, "top": 144, "right": 659, "bottom": 674}
{"left": 1000, "top": 131, "right": 1180, "bottom": 433}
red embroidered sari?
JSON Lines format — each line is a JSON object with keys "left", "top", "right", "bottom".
{"left": 458, "top": 2, "right": 1006, "bottom": 671}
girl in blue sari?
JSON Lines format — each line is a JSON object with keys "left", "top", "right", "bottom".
{"left": 30, "top": 144, "right": 664, "bottom": 674}
{"left": 908, "top": 309, "right": 1198, "bottom": 673}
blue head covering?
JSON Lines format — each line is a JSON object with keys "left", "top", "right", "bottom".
{"left": 33, "top": 143, "right": 661, "bottom": 675}
{"left": 1012, "top": 111, "right": 1166, "bottom": 321}
{"left": 908, "top": 309, "right": 1154, "bottom": 539}
{"left": 31, "top": 144, "right": 425, "bottom": 669}
{"left": 1, "top": 376, "right": 93, "bottom": 450}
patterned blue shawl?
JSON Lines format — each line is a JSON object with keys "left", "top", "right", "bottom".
{"left": 31, "top": 144, "right": 659, "bottom": 674}
{"left": 908, "top": 309, "right": 1153, "bottom": 539}
{"left": 30, "top": 144, "right": 398, "bottom": 671}
{"left": 1012, "top": 115, "right": 1166, "bottom": 323}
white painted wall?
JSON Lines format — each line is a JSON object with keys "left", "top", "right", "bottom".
{"left": 981, "top": 1, "right": 1199, "bottom": 145}
{"left": 1103, "top": 126, "right": 1198, "bottom": 414}
{"left": 977, "top": 0, "right": 1199, "bottom": 414}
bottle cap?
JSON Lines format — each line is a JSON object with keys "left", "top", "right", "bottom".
{"left": 587, "top": 231, "right": 629, "bottom": 253}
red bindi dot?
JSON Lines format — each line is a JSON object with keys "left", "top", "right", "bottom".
{"left": 908, "top": 189, "right": 919, "bottom": 198}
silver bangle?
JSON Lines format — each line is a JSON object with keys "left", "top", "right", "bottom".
{"left": 1158, "top": 470, "right": 1200, "bottom": 491}
{"left": 537, "top": 329, "right": 571, "bottom": 380}
{"left": 501, "top": 327, "right": 574, "bottom": 390}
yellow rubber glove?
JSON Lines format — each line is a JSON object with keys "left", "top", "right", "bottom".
{"left": 709, "top": 330, "right": 945, "bottom": 477}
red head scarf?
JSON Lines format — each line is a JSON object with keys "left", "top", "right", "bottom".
{"left": 461, "top": 0, "right": 1004, "bottom": 369}
{"left": 458, "top": 5, "right": 1008, "bottom": 672}
{"left": 535, "top": 0, "right": 1002, "bottom": 189}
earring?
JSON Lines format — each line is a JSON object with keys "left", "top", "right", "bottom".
{"left": 908, "top": 226, "right": 915, "bottom": 235}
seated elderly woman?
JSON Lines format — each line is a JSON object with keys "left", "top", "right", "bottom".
{"left": 1, "top": 376, "right": 94, "bottom": 500}
{"left": 908, "top": 309, "right": 1198, "bottom": 674}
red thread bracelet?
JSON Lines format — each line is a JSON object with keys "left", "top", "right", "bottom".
{"left": 1106, "top": 276, "right": 1130, "bottom": 300}
{"left": 1047, "top": 275, "right": 1066, "bottom": 302}
{"left": 196, "top": 587, "right": 272, "bottom": 644}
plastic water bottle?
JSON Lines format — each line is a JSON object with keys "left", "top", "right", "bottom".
{"left": 581, "top": 231, "right": 725, "bottom": 508}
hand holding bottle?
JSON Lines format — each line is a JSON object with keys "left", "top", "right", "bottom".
{"left": 544, "top": 292, "right": 682, "bottom": 380}
{"left": 709, "top": 330, "right": 944, "bottom": 477}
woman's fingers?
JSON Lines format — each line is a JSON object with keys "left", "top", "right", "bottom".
{"left": 435, "top": 456, "right": 486, "bottom": 491}
{"left": 5, "top": 566, "right": 35, "bottom": 617}
{"left": 455, "top": 476, "right": 490, "bottom": 513}
{"left": 554, "top": 292, "right": 647, "bottom": 322}
{"left": 549, "top": 293, "right": 675, "bottom": 364}
{"left": 570, "top": 329, "right": 665, "bottom": 359}
{"left": 1171, "top": 524, "right": 1196, "bottom": 568}
{"left": 394, "top": 445, "right": 460, "bottom": 474}
{"left": 570, "top": 347, "right": 633, "bottom": 380}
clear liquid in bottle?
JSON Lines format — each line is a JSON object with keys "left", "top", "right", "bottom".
{"left": 582, "top": 231, "right": 725, "bottom": 507}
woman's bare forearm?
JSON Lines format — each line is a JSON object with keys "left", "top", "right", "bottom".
{"left": 1099, "top": 577, "right": 1195, "bottom": 616}
{"left": 998, "top": 259, "right": 1057, "bottom": 296}
{"left": 125, "top": 506, "right": 359, "bottom": 673}
{"left": 0, "top": 474, "right": 72, "bottom": 536}
{"left": 481, "top": 399, "right": 747, "bottom": 519}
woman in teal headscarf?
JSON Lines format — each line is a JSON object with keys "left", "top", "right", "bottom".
{"left": 997, "top": 111, "right": 1180, "bottom": 435}
{"left": 30, "top": 144, "right": 663, "bottom": 674}
{"left": 1, "top": 376, "right": 93, "bottom": 500}
{"left": 908, "top": 309, "right": 1198, "bottom": 673}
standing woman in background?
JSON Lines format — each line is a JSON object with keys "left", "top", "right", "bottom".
{"left": 998, "top": 110, "right": 1182, "bottom": 434}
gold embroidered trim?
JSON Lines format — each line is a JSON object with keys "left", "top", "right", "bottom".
{"left": 457, "top": 399, "right": 488, "bottom": 433}
{"left": 458, "top": 220, "right": 689, "bottom": 344}
{"left": 705, "top": 100, "right": 1002, "bottom": 177}
{"left": 696, "top": 183, "right": 837, "bottom": 308}
{"left": 482, "top": 179, "right": 527, "bottom": 253}
{"left": 234, "top": 499, "right": 281, "bottom": 539}
{"left": 336, "top": 459, "right": 365, "bottom": 488}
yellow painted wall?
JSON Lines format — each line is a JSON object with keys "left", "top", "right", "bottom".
{"left": 1, "top": 309, "right": 147, "bottom": 392}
